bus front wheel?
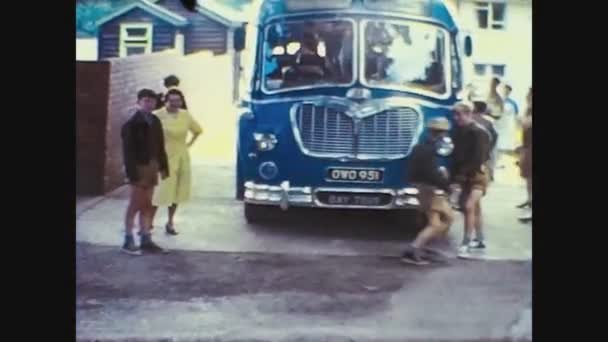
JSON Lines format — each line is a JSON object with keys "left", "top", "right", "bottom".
{"left": 244, "top": 203, "right": 274, "bottom": 223}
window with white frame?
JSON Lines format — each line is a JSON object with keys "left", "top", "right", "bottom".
{"left": 474, "top": 63, "right": 506, "bottom": 77}
{"left": 475, "top": 1, "right": 506, "bottom": 30}
{"left": 119, "top": 23, "right": 153, "bottom": 57}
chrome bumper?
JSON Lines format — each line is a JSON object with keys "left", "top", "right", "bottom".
{"left": 244, "top": 181, "right": 421, "bottom": 210}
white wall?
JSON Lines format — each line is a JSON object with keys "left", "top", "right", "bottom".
{"left": 453, "top": 0, "right": 532, "bottom": 107}
{"left": 76, "top": 38, "right": 99, "bottom": 61}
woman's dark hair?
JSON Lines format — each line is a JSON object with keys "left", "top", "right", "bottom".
{"left": 164, "top": 88, "right": 188, "bottom": 109}
{"left": 137, "top": 88, "right": 157, "bottom": 100}
{"left": 164, "top": 75, "right": 180, "bottom": 88}
{"left": 165, "top": 88, "right": 185, "bottom": 102}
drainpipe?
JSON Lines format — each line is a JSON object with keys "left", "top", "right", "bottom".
{"left": 175, "top": 29, "right": 185, "bottom": 55}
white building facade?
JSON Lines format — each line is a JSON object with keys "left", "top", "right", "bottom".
{"left": 446, "top": 0, "right": 532, "bottom": 107}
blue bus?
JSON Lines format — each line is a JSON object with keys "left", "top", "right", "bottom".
{"left": 235, "top": 0, "right": 472, "bottom": 222}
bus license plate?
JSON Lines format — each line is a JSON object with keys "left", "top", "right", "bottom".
{"left": 327, "top": 194, "right": 382, "bottom": 206}
{"left": 327, "top": 168, "right": 384, "bottom": 183}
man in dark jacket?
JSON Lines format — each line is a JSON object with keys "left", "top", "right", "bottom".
{"left": 121, "top": 89, "right": 170, "bottom": 255}
{"left": 450, "top": 102, "right": 491, "bottom": 257}
{"left": 400, "top": 117, "right": 454, "bottom": 265}
{"left": 472, "top": 101, "right": 498, "bottom": 181}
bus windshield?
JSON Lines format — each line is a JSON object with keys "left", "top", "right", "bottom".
{"left": 362, "top": 19, "right": 449, "bottom": 97}
{"left": 262, "top": 19, "right": 355, "bottom": 93}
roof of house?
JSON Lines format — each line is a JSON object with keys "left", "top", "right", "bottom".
{"left": 95, "top": 0, "right": 246, "bottom": 29}
{"left": 96, "top": 0, "right": 189, "bottom": 27}
{"left": 77, "top": 31, "right": 95, "bottom": 38}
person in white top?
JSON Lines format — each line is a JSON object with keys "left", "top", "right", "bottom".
{"left": 496, "top": 82, "right": 519, "bottom": 154}
{"left": 485, "top": 77, "right": 504, "bottom": 170}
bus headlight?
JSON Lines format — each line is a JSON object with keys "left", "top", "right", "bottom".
{"left": 253, "top": 133, "right": 278, "bottom": 151}
{"left": 436, "top": 136, "right": 454, "bottom": 156}
{"left": 259, "top": 161, "right": 279, "bottom": 180}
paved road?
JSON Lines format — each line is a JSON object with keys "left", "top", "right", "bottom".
{"left": 76, "top": 243, "right": 531, "bottom": 342}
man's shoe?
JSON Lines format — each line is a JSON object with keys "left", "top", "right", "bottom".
{"left": 121, "top": 235, "right": 142, "bottom": 256}
{"left": 457, "top": 244, "right": 471, "bottom": 258}
{"left": 400, "top": 247, "right": 430, "bottom": 266}
{"left": 469, "top": 240, "right": 486, "bottom": 250}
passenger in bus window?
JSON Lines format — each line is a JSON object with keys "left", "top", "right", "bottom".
{"left": 321, "top": 21, "right": 353, "bottom": 82}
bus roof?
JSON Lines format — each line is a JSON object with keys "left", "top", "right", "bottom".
{"left": 257, "top": 0, "right": 457, "bottom": 31}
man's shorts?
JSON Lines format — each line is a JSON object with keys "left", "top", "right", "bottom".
{"left": 429, "top": 194, "right": 454, "bottom": 227}
{"left": 412, "top": 183, "right": 454, "bottom": 227}
{"left": 463, "top": 166, "right": 490, "bottom": 195}
{"left": 455, "top": 167, "right": 489, "bottom": 210}
{"left": 132, "top": 160, "right": 159, "bottom": 189}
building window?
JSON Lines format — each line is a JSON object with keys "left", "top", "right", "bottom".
{"left": 474, "top": 64, "right": 487, "bottom": 76}
{"left": 475, "top": 1, "right": 506, "bottom": 30}
{"left": 119, "top": 23, "right": 153, "bottom": 57}
{"left": 492, "top": 64, "right": 505, "bottom": 77}
{"left": 475, "top": 63, "right": 506, "bottom": 77}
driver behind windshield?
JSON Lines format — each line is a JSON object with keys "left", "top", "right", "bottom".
{"left": 284, "top": 31, "right": 330, "bottom": 85}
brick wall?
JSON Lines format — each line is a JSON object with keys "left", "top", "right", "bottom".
{"left": 104, "top": 50, "right": 216, "bottom": 193}
{"left": 76, "top": 61, "right": 111, "bottom": 196}
{"left": 77, "top": 50, "right": 226, "bottom": 195}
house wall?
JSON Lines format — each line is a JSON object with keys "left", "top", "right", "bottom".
{"left": 76, "top": 38, "right": 99, "bottom": 61}
{"left": 448, "top": 0, "right": 532, "bottom": 106}
{"left": 98, "top": 8, "right": 178, "bottom": 59}
{"left": 157, "top": 0, "right": 229, "bottom": 54}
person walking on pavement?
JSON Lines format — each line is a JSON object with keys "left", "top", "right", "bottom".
{"left": 472, "top": 101, "right": 498, "bottom": 182}
{"left": 151, "top": 89, "right": 203, "bottom": 235}
{"left": 449, "top": 102, "right": 491, "bottom": 257}
{"left": 517, "top": 88, "right": 532, "bottom": 222}
{"left": 495, "top": 81, "right": 519, "bottom": 156}
{"left": 121, "top": 89, "right": 170, "bottom": 255}
{"left": 400, "top": 117, "right": 455, "bottom": 265}
{"left": 485, "top": 77, "right": 507, "bottom": 169}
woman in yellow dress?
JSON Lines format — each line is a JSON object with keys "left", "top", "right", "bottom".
{"left": 151, "top": 89, "right": 203, "bottom": 235}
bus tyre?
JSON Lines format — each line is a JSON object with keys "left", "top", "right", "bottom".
{"left": 244, "top": 203, "right": 272, "bottom": 223}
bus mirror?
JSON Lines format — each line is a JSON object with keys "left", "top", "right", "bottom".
{"left": 464, "top": 36, "right": 473, "bottom": 57}
{"left": 234, "top": 27, "right": 246, "bottom": 52}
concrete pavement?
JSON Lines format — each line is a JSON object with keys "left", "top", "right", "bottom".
{"left": 76, "top": 159, "right": 532, "bottom": 261}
